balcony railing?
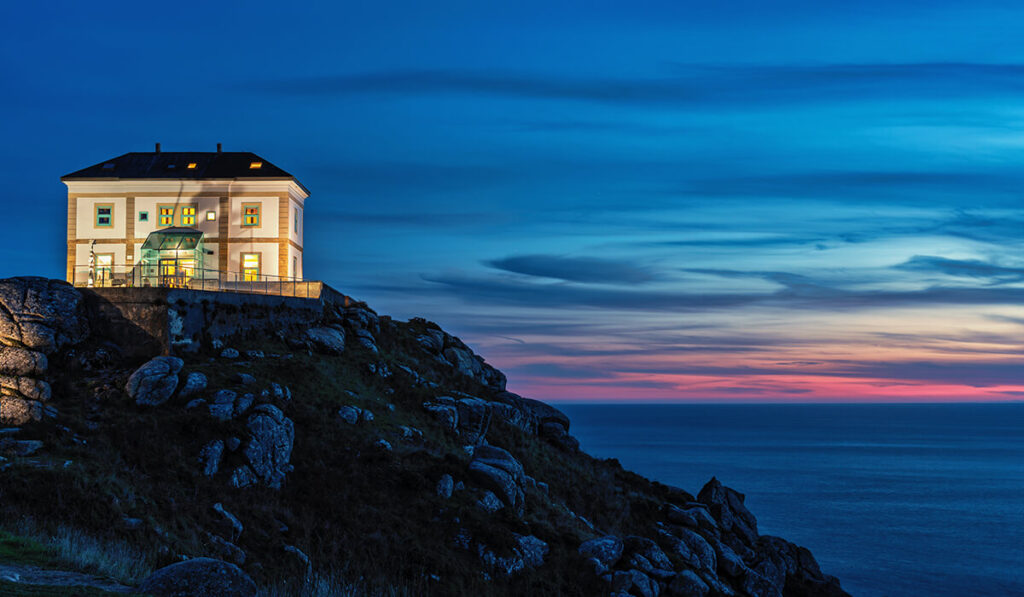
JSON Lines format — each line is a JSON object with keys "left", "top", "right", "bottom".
{"left": 71, "top": 263, "right": 318, "bottom": 298}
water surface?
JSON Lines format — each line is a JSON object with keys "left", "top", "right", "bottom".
{"left": 559, "top": 403, "right": 1024, "bottom": 597}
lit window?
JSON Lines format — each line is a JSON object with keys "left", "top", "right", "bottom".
{"left": 95, "top": 204, "right": 113, "bottom": 227}
{"left": 187, "top": 162, "right": 197, "bottom": 169}
{"left": 242, "top": 204, "right": 260, "bottom": 227}
{"left": 139, "top": 211, "right": 149, "bottom": 222}
{"left": 180, "top": 206, "right": 197, "bottom": 226}
{"left": 249, "top": 161, "right": 262, "bottom": 169}
{"left": 206, "top": 210, "right": 217, "bottom": 221}
{"left": 158, "top": 206, "right": 175, "bottom": 227}
{"left": 241, "top": 253, "right": 260, "bottom": 281}
{"left": 95, "top": 254, "right": 114, "bottom": 283}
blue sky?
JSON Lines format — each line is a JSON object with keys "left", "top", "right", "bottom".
{"left": 4, "top": 1, "right": 1024, "bottom": 401}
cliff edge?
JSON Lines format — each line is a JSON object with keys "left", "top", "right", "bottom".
{"left": 0, "top": 277, "right": 849, "bottom": 597}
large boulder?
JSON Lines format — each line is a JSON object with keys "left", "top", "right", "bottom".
{"left": 516, "top": 534, "right": 549, "bottom": 568}
{"left": 667, "top": 570, "right": 710, "bottom": 597}
{"left": 468, "top": 445, "right": 526, "bottom": 512}
{"left": 0, "top": 376, "right": 51, "bottom": 423}
{"left": 698, "top": 477, "right": 759, "bottom": 547}
{"left": 343, "top": 305, "right": 380, "bottom": 336}
{"left": 0, "top": 347, "right": 47, "bottom": 377}
{"left": 0, "top": 278, "right": 88, "bottom": 425}
{"left": 677, "top": 527, "right": 717, "bottom": 573}
{"left": 208, "top": 390, "right": 237, "bottom": 421}
{"left": 623, "top": 535, "right": 674, "bottom": 571}
{"left": 443, "top": 345, "right": 482, "bottom": 378}
{"left": 241, "top": 404, "right": 294, "bottom": 489}
{"left": 423, "top": 401, "right": 458, "bottom": 432}
{"left": 0, "top": 277, "right": 88, "bottom": 353}
{"left": 199, "top": 440, "right": 224, "bottom": 476}
{"left": 137, "top": 557, "right": 256, "bottom": 597}
{"left": 578, "top": 535, "right": 624, "bottom": 569}
{"left": 517, "top": 396, "right": 570, "bottom": 432}
{"left": 455, "top": 397, "right": 492, "bottom": 445}
{"left": 753, "top": 536, "right": 851, "bottom": 597}
{"left": 306, "top": 326, "right": 345, "bottom": 355}
{"left": 126, "top": 356, "right": 184, "bottom": 406}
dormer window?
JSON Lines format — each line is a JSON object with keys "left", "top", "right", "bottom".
{"left": 102, "top": 162, "right": 115, "bottom": 170}
{"left": 187, "top": 162, "right": 197, "bottom": 169}
{"left": 249, "top": 161, "right": 262, "bottom": 169}
{"left": 166, "top": 164, "right": 177, "bottom": 170}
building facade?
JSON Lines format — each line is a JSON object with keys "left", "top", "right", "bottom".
{"left": 62, "top": 146, "right": 308, "bottom": 286}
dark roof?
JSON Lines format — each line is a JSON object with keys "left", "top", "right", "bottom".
{"left": 62, "top": 151, "right": 307, "bottom": 193}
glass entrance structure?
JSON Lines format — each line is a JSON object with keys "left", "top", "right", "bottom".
{"left": 137, "top": 227, "right": 206, "bottom": 288}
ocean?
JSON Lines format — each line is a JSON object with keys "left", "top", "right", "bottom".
{"left": 558, "top": 403, "right": 1024, "bottom": 597}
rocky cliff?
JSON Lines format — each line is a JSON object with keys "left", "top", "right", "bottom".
{"left": 0, "top": 277, "right": 849, "bottom": 597}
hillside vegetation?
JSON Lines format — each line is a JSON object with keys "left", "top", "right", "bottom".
{"left": 0, "top": 277, "right": 848, "bottom": 597}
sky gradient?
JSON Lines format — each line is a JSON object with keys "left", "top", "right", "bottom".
{"left": 4, "top": 1, "right": 1024, "bottom": 402}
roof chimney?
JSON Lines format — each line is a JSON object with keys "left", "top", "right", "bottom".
{"left": 155, "top": 142, "right": 161, "bottom": 153}
{"left": 217, "top": 142, "right": 222, "bottom": 153}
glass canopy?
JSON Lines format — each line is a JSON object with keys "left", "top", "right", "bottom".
{"left": 137, "top": 228, "right": 206, "bottom": 288}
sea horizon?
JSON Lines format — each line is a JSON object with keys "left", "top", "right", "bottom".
{"left": 561, "top": 402, "right": 1024, "bottom": 597}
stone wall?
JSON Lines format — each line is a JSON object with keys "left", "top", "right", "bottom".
{"left": 82, "top": 284, "right": 352, "bottom": 360}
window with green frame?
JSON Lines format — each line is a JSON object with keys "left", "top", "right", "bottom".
{"left": 157, "top": 205, "right": 175, "bottom": 227}
{"left": 95, "top": 204, "right": 114, "bottom": 227}
{"left": 180, "top": 205, "right": 197, "bottom": 226}
{"left": 242, "top": 203, "right": 260, "bottom": 227}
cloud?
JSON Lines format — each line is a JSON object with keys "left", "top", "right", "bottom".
{"left": 485, "top": 254, "right": 660, "bottom": 284}
{"left": 895, "top": 255, "right": 1024, "bottom": 283}
{"left": 678, "top": 170, "right": 1024, "bottom": 202}
{"left": 253, "top": 63, "right": 1024, "bottom": 107}
{"left": 408, "top": 270, "right": 1024, "bottom": 313}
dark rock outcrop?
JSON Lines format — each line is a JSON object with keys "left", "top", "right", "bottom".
{"left": 137, "top": 557, "right": 256, "bottom": 597}
{"left": 698, "top": 477, "right": 759, "bottom": 547}
{"left": 468, "top": 445, "right": 527, "bottom": 513}
{"left": 305, "top": 326, "right": 345, "bottom": 355}
{"left": 238, "top": 404, "right": 294, "bottom": 489}
{"left": 126, "top": 356, "right": 183, "bottom": 406}
{"left": 0, "top": 278, "right": 88, "bottom": 424}
{"left": 579, "top": 535, "right": 624, "bottom": 569}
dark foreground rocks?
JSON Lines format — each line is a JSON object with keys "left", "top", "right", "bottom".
{"left": 138, "top": 558, "right": 257, "bottom": 597}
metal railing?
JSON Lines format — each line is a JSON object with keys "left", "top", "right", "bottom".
{"left": 71, "top": 263, "right": 319, "bottom": 298}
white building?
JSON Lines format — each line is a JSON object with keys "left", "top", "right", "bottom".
{"left": 62, "top": 144, "right": 308, "bottom": 287}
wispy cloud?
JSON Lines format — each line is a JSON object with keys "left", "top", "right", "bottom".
{"left": 253, "top": 62, "right": 1024, "bottom": 107}
{"left": 895, "top": 255, "right": 1024, "bottom": 283}
{"left": 485, "top": 254, "right": 661, "bottom": 284}
{"left": 678, "top": 171, "right": 1024, "bottom": 202}
{"left": 408, "top": 271, "right": 1024, "bottom": 312}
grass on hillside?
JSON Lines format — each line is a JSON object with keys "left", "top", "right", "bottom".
{"left": 0, "top": 321, "right": 703, "bottom": 596}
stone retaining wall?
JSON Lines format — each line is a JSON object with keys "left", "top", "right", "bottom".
{"left": 82, "top": 283, "right": 352, "bottom": 359}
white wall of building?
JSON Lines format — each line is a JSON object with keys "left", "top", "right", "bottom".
{"left": 226, "top": 242, "right": 280, "bottom": 278}
{"left": 75, "top": 197, "right": 127, "bottom": 240}
{"left": 74, "top": 242, "right": 127, "bottom": 268}
{"left": 229, "top": 196, "right": 279, "bottom": 238}
{"left": 287, "top": 244, "right": 303, "bottom": 279}
{"left": 288, "top": 199, "right": 304, "bottom": 247}
{"left": 135, "top": 196, "right": 221, "bottom": 239}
